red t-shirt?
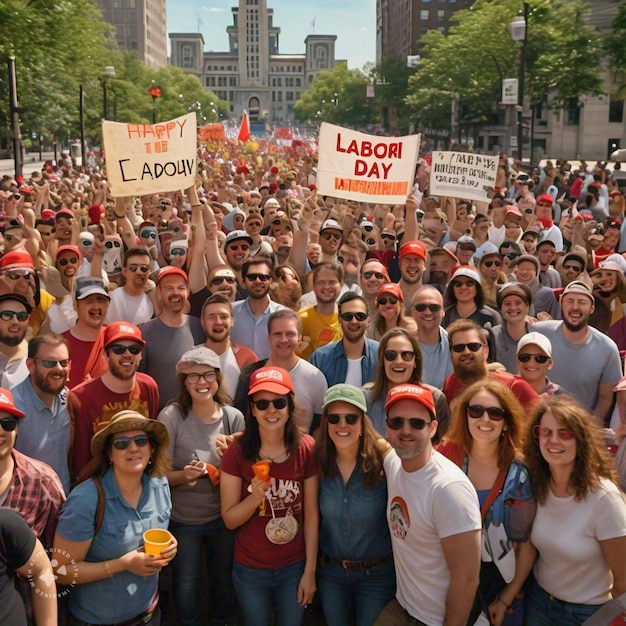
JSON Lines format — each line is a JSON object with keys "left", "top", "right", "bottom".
{"left": 69, "top": 373, "right": 160, "bottom": 478}
{"left": 62, "top": 330, "right": 108, "bottom": 389}
{"left": 221, "top": 434, "right": 318, "bottom": 569}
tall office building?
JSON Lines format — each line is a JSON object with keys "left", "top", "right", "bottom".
{"left": 95, "top": 0, "right": 168, "bottom": 69}
{"left": 170, "top": 0, "right": 340, "bottom": 125}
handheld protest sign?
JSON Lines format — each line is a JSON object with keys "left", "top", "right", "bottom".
{"left": 429, "top": 151, "right": 498, "bottom": 202}
{"left": 102, "top": 113, "right": 197, "bottom": 197}
{"left": 316, "top": 123, "right": 420, "bottom": 204}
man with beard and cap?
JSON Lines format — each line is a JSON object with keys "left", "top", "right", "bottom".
{"left": 529, "top": 281, "right": 622, "bottom": 421}
{"left": 442, "top": 319, "right": 537, "bottom": 412}
{"left": 68, "top": 321, "right": 159, "bottom": 479}
{"left": 138, "top": 267, "right": 206, "bottom": 410}
{"left": 0, "top": 293, "right": 31, "bottom": 388}
{"left": 427, "top": 247, "right": 458, "bottom": 293}
{"left": 398, "top": 241, "right": 427, "bottom": 314}
{"left": 12, "top": 333, "right": 71, "bottom": 492}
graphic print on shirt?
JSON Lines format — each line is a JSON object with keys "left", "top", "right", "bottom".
{"left": 258, "top": 477, "right": 301, "bottom": 545}
{"left": 389, "top": 496, "right": 410, "bottom": 540}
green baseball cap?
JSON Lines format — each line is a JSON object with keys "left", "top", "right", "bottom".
{"left": 322, "top": 384, "right": 368, "bottom": 413}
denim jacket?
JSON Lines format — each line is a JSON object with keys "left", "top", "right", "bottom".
{"left": 310, "top": 337, "right": 379, "bottom": 387}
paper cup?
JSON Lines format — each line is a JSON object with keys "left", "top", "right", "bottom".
{"left": 252, "top": 460, "right": 271, "bottom": 481}
{"left": 143, "top": 528, "right": 173, "bottom": 556}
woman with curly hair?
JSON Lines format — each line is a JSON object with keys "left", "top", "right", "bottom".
{"left": 314, "top": 384, "right": 394, "bottom": 626}
{"left": 438, "top": 380, "right": 536, "bottom": 626}
{"left": 524, "top": 395, "right": 626, "bottom": 625}
{"left": 366, "top": 283, "right": 416, "bottom": 341}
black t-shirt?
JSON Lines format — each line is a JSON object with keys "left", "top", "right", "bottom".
{"left": 0, "top": 507, "right": 36, "bottom": 626}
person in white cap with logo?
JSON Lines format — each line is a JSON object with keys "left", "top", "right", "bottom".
{"left": 318, "top": 219, "right": 344, "bottom": 264}
{"left": 514, "top": 332, "right": 562, "bottom": 397}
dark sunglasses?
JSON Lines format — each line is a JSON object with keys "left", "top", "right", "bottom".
{"left": 467, "top": 404, "right": 508, "bottom": 421}
{"left": 170, "top": 248, "right": 186, "bottom": 256}
{"left": 140, "top": 230, "right": 157, "bottom": 239}
{"left": 58, "top": 257, "right": 78, "bottom": 266}
{"left": 483, "top": 260, "right": 501, "bottom": 268}
{"left": 246, "top": 273, "right": 271, "bottom": 282}
{"left": 533, "top": 425, "right": 575, "bottom": 441}
{"left": 112, "top": 434, "right": 151, "bottom": 450}
{"left": 251, "top": 397, "right": 288, "bottom": 410}
{"left": 327, "top": 413, "right": 360, "bottom": 425}
{"left": 451, "top": 342, "right": 483, "bottom": 353}
{"left": 524, "top": 208, "right": 535, "bottom": 214}
{"left": 109, "top": 343, "right": 142, "bottom": 355}
{"left": 211, "top": 276, "right": 236, "bottom": 286}
{"left": 386, "top": 416, "right": 431, "bottom": 431}
{"left": 104, "top": 241, "right": 121, "bottom": 249}
{"left": 5, "top": 270, "right": 33, "bottom": 281}
{"left": 340, "top": 311, "right": 368, "bottom": 322}
{"left": 227, "top": 244, "right": 250, "bottom": 251}
{"left": 127, "top": 264, "right": 149, "bottom": 273}
{"left": 414, "top": 303, "right": 443, "bottom": 313}
{"left": 34, "top": 358, "right": 70, "bottom": 368}
{"left": 452, "top": 280, "right": 475, "bottom": 288}
{"left": 378, "top": 296, "right": 400, "bottom": 306}
{"left": 517, "top": 353, "right": 550, "bottom": 364}
{"left": 322, "top": 232, "right": 341, "bottom": 241}
{"left": 362, "top": 271, "right": 385, "bottom": 280}
{"left": 0, "top": 417, "right": 18, "bottom": 432}
{"left": 0, "top": 310, "right": 29, "bottom": 322}
{"left": 383, "top": 349, "right": 415, "bottom": 362}
{"left": 563, "top": 263, "right": 582, "bottom": 272}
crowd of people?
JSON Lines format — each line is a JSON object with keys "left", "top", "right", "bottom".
{"left": 0, "top": 145, "right": 625, "bottom": 626}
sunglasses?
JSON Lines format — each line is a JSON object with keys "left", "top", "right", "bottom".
{"left": 386, "top": 416, "right": 431, "bottom": 431}
{"left": 504, "top": 253, "right": 521, "bottom": 261}
{"left": 563, "top": 263, "right": 582, "bottom": 272}
{"left": 210, "top": 276, "right": 236, "bottom": 286}
{"left": 0, "top": 310, "right": 29, "bottom": 322}
{"left": 322, "top": 233, "right": 341, "bottom": 241}
{"left": 414, "top": 303, "right": 442, "bottom": 313}
{"left": 140, "top": 230, "right": 157, "bottom": 239}
{"left": 228, "top": 244, "right": 250, "bottom": 252}
{"left": 81, "top": 240, "right": 93, "bottom": 247}
{"left": 247, "top": 222, "right": 262, "bottom": 228}
{"left": 453, "top": 280, "right": 475, "bottom": 288}
{"left": 517, "top": 353, "right": 550, "bottom": 364}
{"left": 170, "top": 248, "right": 186, "bottom": 256}
{"left": 251, "top": 397, "right": 288, "bottom": 410}
{"left": 340, "top": 311, "right": 368, "bottom": 322}
{"left": 112, "top": 434, "right": 151, "bottom": 450}
{"left": 451, "top": 342, "right": 483, "bottom": 353}
{"left": 327, "top": 413, "right": 360, "bottom": 425}
{"left": 34, "top": 358, "right": 70, "bottom": 368}
{"left": 524, "top": 208, "right": 535, "bottom": 214}
{"left": 109, "top": 343, "right": 142, "bottom": 355}
{"left": 483, "top": 260, "right": 501, "bottom": 268}
{"left": 5, "top": 270, "right": 33, "bottom": 281}
{"left": 467, "top": 404, "right": 508, "bottom": 421}
{"left": 383, "top": 349, "right": 415, "bottom": 362}
{"left": 378, "top": 296, "right": 400, "bottom": 306}
{"left": 533, "top": 425, "right": 575, "bottom": 441}
{"left": 186, "top": 371, "right": 217, "bottom": 384}
{"left": 246, "top": 273, "right": 271, "bottom": 282}
{"left": 381, "top": 234, "right": 396, "bottom": 241}
{"left": 127, "top": 264, "right": 149, "bottom": 273}
{"left": 58, "top": 257, "right": 78, "bottom": 266}
{"left": 0, "top": 417, "right": 18, "bottom": 432}
{"left": 104, "top": 241, "right": 121, "bottom": 249}
{"left": 362, "top": 271, "right": 385, "bottom": 280}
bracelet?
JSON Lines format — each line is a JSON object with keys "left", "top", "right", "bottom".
{"left": 190, "top": 204, "right": 202, "bottom": 208}
{"left": 103, "top": 560, "right": 112, "bottom": 577}
{"left": 496, "top": 595, "right": 510, "bottom": 609}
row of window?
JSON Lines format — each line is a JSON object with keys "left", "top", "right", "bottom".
{"left": 419, "top": 9, "right": 449, "bottom": 20}
{"left": 271, "top": 91, "right": 300, "bottom": 102}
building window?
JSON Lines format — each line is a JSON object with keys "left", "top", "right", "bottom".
{"left": 295, "top": 78, "right": 301, "bottom": 87}
{"left": 609, "top": 98, "right": 624, "bottom": 123}
{"left": 437, "top": 10, "right": 445, "bottom": 20}
{"left": 181, "top": 44, "right": 194, "bottom": 69}
{"left": 566, "top": 98, "right": 580, "bottom": 125}
{"left": 420, "top": 10, "right": 429, "bottom": 20}
{"left": 229, "top": 77, "right": 237, "bottom": 86}
{"left": 286, "top": 92, "right": 293, "bottom": 101}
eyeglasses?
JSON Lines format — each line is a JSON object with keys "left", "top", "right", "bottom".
{"left": 340, "top": 311, "right": 368, "bottom": 322}
{"left": 414, "top": 303, "right": 443, "bottom": 313}
{"left": 378, "top": 296, "right": 400, "bottom": 306}
{"left": 453, "top": 280, "right": 475, "bottom": 288}
{"left": 362, "top": 271, "right": 385, "bottom": 280}
{"left": 109, "top": 343, "right": 142, "bottom": 355}
{"left": 170, "top": 248, "right": 186, "bottom": 256}
{"left": 186, "top": 371, "right": 217, "bottom": 384}
{"left": 483, "top": 260, "right": 502, "bottom": 268}
{"left": 327, "top": 413, "right": 360, "bottom": 425}
{"left": 0, "top": 417, "right": 18, "bottom": 432}
{"left": 0, "top": 310, "right": 29, "bottom": 322}
{"left": 34, "top": 358, "right": 71, "bottom": 368}
{"left": 246, "top": 273, "right": 271, "bottom": 282}
{"left": 210, "top": 276, "right": 236, "bottom": 286}
{"left": 127, "top": 264, "right": 149, "bottom": 273}
{"left": 563, "top": 264, "right": 582, "bottom": 272}
{"left": 251, "top": 397, "right": 288, "bottom": 410}
{"left": 140, "top": 230, "right": 157, "bottom": 239}
{"left": 467, "top": 404, "right": 508, "bottom": 421}
{"left": 112, "top": 434, "right": 151, "bottom": 450}
{"left": 247, "top": 222, "right": 262, "bottom": 228}
{"left": 517, "top": 353, "right": 550, "bottom": 364}
{"left": 58, "top": 257, "right": 78, "bottom": 266}
{"left": 386, "top": 416, "right": 431, "bottom": 431}
{"left": 322, "top": 232, "right": 341, "bottom": 241}
{"left": 451, "top": 342, "right": 483, "bottom": 353}
{"left": 227, "top": 244, "right": 250, "bottom": 252}
{"left": 383, "top": 349, "right": 415, "bottom": 362}
{"left": 533, "top": 425, "right": 575, "bottom": 441}
{"left": 524, "top": 208, "right": 535, "bottom": 214}
{"left": 5, "top": 270, "right": 33, "bottom": 281}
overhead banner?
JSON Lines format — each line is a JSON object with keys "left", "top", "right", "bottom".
{"left": 317, "top": 123, "right": 420, "bottom": 204}
{"left": 102, "top": 113, "right": 196, "bottom": 197}
{"left": 429, "top": 151, "right": 498, "bottom": 201}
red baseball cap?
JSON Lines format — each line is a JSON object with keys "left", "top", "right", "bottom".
{"left": 0, "top": 249, "right": 35, "bottom": 271}
{"left": 385, "top": 383, "right": 436, "bottom": 418}
{"left": 0, "top": 388, "right": 25, "bottom": 419}
{"left": 56, "top": 245, "right": 82, "bottom": 261}
{"left": 103, "top": 322, "right": 145, "bottom": 348}
{"left": 157, "top": 266, "right": 188, "bottom": 285}
{"left": 377, "top": 283, "right": 403, "bottom": 301}
{"left": 248, "top": 366, "right": 294, "bottom": 396}
{"left": 537, "top": 194, "right": 554, "bottom": 205}
{"left": 399, "top": 240, "right": 426, "bottom": 261}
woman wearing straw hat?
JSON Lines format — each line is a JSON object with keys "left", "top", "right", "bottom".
{"left": 53, "top": 410, "right": 176, "bottom": 626}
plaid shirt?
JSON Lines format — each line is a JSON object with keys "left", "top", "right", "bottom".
{"left": 4, "top": 449, "right": 66, "bottom": 548}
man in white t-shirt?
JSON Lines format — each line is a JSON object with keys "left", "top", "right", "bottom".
{"left": 375, "top": 384, "right": 481, "bottom": 626}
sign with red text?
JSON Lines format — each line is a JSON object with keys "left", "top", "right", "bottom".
{"left": 102, "top": 113, "right": 196, "bottom": 197}
{"left": 316, "top": 123, "right": 420, "bottom": 203}
{"left": 430, "top": 151, "right": 498, "bottom": 202}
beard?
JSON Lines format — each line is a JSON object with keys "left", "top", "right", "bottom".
{"left": 33, "top": 368, "right": 67, "bottom": 395}
{"left": 456, "top": 360, "right": 487, "bottom": 385}
{"left": 562, "top": 315, "right": 590, "bottom": 333}
{"left": 109, "top": 360, "right": 137, "bottom": 381}
{"left": 427, "top": 271, "right": 448, "bottom": 286}
{"left": 0, "top": 330, "right": 26, "bottom": 347}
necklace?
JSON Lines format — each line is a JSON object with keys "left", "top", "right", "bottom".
{"left": 259, "top": 448, "right": 289, "bottom": 462}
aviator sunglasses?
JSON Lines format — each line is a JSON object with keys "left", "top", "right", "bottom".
{"left": 386, "top": 416, "right": 431, "bottom": 431}
{"left": 112, "top": 434, "right": 151, "bottom": 450}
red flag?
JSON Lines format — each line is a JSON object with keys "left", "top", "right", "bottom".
{"left": 237, "top": 110, "right": 250, "bottom": 142}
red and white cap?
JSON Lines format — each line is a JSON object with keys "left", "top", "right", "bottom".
{"left": 248, "top": 366, "right": 294, "bottom": 396}
{"left": 0, "top": 388, "right": 25, "bottom": 419}
{"left": 385, "top": 384, "right": 436, "bottom": 417}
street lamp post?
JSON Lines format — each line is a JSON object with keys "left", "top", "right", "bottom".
{"left": 98, "top": 66, "right": 115, "bottom": 120}
{"left": 149, "top": 82, "right": 161, "bottom": 124}
{"left": 510, "top": 4, "right": 529, "bottom": 163}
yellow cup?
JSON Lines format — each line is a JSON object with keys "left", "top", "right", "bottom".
{"left": 143, "top": 528, "right": 173, "bottom": 556}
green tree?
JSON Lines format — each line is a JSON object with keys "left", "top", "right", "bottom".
{"left": 605, "top": 3, "right": 626, "bottom": 96}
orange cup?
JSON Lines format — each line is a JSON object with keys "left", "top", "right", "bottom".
{"left": 143, "top": 528, "right": 173, "bottom": 556}
{"left": 252, "top": 460, "right": 271, "bottom": 481}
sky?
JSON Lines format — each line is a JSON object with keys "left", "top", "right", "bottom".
{"left": 167, "top": 0, "right": 377, "bottom": 71}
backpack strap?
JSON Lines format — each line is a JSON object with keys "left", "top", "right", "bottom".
{"left": 221, "top": 405, "right": 232, "bottom": 436}
{"left": 93, "top": 478, "right": 106, "bottom": 536}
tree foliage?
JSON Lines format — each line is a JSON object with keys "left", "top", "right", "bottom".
{"left": 605, "top": 3, "right": 626, "bottom": 94}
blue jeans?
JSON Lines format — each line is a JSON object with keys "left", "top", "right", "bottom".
{"left": 232, "top": 560, "right": 305, "bottom": 626}
{"left": 169, "top": 518, "right": 237, "bottom": 626}
{"left": 317, "top": 558, "right": 396, "bottom": 626}
{"left": 526, "top": 582, "right": 602, "bottom": 625}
